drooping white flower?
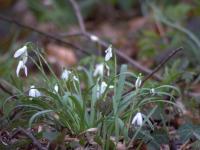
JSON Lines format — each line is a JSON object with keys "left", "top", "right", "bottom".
{"left": 90, "top": 35, "right": 99, "bottom": 42}
{"left": 61, "top": 69, "right": 71, "bottom": 80}
{"left": 29, "top": 85, "right": 41, "bottom": 97}
{"left": 14, "top": 46, "right": 27, "bottom": 58}
{"left": 93, "top": 63, "right": 104, "bottom": 77}
{"left": 54, "top": 84, "right": 59, "bottom": 93}
{"left": 16, "top": 60, "right": 28, "bottom": 77}
{"left": 14, "top": 45, "right": 28, "bottom": 64}
{"left": 73, "top": 75, "right": 79, "bottom": 82}
{"left": 150, "top": 88, "right": 155, "bottom": 95}
{"left": 135, "top": 74, "right": 142, "bottom": 89}
{"left": 131, "top": 112, "right": 143, "bottom": 127}
{"left": 96, "top": 81, "right": 113, "bottom": 98}
{"left": 105, "top": 45, "right": 112, "bottom": 61}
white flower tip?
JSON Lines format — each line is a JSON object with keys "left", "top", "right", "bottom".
{"left": 54, "top": 84, "right": 59, "bottom": 92}
{"left": 90, "top": 35, "right": 99, "bottom": 42}
{"left": 61, "top": 69, "right": 70, "bottom": 80}
{"left": 29, "top": 86, "right": 41, "bottom": 97}
{"left": 14, "top": 46, "right": 27, "bottom": 58}
{"left": 16, "top": 60, "right": 28, "bottom": 77}
{"left": 150, "top": 88, "right": 155, "bottom": 95}
{"left": 132, "top": 112, "right": 143, "bottom": 127}
{"left": 135, "top": 74, "right": 142, "bottom": 89}
{"left": 105, "top": 45, "right": 113, "bottom": 61}
{"left": 93, "top": 63, "right": 104, "bottom": 77}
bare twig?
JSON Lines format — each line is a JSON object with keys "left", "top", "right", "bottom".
{"left": 142, "top": 47, "right": 183, "bottom": 84}
{"left": 68, "top": 0, "right": 86, "bottom": 32}
{"left": 123, "top": 47, "right": 183, "bottom": 96}
{"left": 12, "top": 127, "right": 47, "bottom": 150}
{"left": 84, "top": 32, "right": 163, "bottom": 80}
{"left": 68, "top": 0, "right": 162, "bottom": 80}
{"left": 0, "top": 14, "right": 90, "bottom": 55}
{"left": 0, "top": 83, "right": 13, "bottom": 97}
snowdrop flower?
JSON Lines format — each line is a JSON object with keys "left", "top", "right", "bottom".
{"left": 16, "top": 60, "right": 28, "bottom": 77}
{"left": 135, "top": 73, "right": 142, "bottom": 89}
{"left": 150, "top": 88, "right": 155, "bottom": 95}
{"left": 96, "top": 81, "right": 113, "bottom": 98}
{"left": 90, "top": 35, "right": 99, "bottom": 42}
{"left": 14, "top": 45, "right": 28, "bottom": 77}
{"left": 73, "top": 75, "right": 79, "bottom": 82}
{"left": 14, "top": 45, "right": 28, "bottom": 64}
{"left": 131, "top": 112, "right": 143, "bottom": 127}
{"left": 61, "top": 69, "right": 71, "bottom": 80}
{"left": 105, "top": 45, "right": 112, "bottom": 61}
{"left": 54, "top": 84, "right": 59, "bottom": 93}
{"left": 29, "top": 85, "right": 41, "bottom": 97}
{"left": 93, "top": 63, "right": 104, "bottom": 77}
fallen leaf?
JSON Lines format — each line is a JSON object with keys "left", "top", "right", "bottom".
{"left": 46, "top": 43, "right": 77, "bottom": 67}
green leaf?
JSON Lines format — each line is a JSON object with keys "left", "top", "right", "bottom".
{"left": 178, "top": 123, "right": 200, "bottom": 142}
{"left": 29, "top": 109, "right": 54, "bottom": 127}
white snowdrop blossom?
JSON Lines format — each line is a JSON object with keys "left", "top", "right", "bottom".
{"left": 29, "top": 85, "right": 41, "bottom": 97}
{"left": 90, "top": 35, "right": 99, "bottom": 42}
{"left": 135, "top": 74, "right": 142, "bottom": 89}
{"left": 96, "top": 81, "right": 113, "bottom": 98}
{"left": 16, "top": 60, "right": 28, "bottom": 77}
{"left": 93, "top": 63, "right": 104, "bottom": 77}
{"left": 14, "top": 45, "right": 28, "bottom": 77}
{"left": 61, "top": 69, "right": 71, "bottom": 80}
{"left": 150, "top": 88, "right": 155, "bottom": 95}
{"left": 105, "top": 45, "right": 112, "bottom": 61}
{"left": 131, "top": 112, "right": 143, "bottom": 127}
{"left": 54, "top": 84, "right": 59, "bottom": 93}
{"left": 14, "top": 45, "right": 28, "bottom": 62}
{"left": 73, "top": 75, "right": 79, "bottom": 82}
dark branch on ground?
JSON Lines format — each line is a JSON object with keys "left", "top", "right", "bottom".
{"left": 0, "top": 14, "right": 90, "bottom": 55}
{"left": 0, "top": 13, "right": 162, "bottom": 80}
{"left": 11, "top": 127, "right": 47, "bottom": 150}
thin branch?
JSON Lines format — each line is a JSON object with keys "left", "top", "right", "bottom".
{"left": 69, "top": 0, "right": 86, "bottom": 32}
{"left": 123, "top": 47, "right": 183, "bottom": 96}
{"left": 0, "top": 14, "right": 90, "bottom": 55}
{"left": 0, "top": 83, "right": 13, "bottom": 97}
{"left": 67, "top": 0, "right": 163, "bottom": 80}
{"left": 141, "top": 47, "right": 183, "bottom": 84}
{"left": 84, "top": 32, "right": 163, "bottom": 80}
{"left": 12, "top": 127, "right": 47, "bottom": 150}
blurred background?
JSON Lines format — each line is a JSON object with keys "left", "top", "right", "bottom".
{"left": 1, "top": 0, "right": 200, "bottom": 122}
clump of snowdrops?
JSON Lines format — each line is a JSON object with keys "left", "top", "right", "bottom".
{"left": 3, "top": 42, "right": 180, "bottom": 149}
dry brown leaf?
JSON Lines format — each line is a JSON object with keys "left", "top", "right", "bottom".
{"left": 46, "top": 43, "right": 77, "bottom": 67}
{"left": 128, "top": 17, "right": 147, "bottom": 32}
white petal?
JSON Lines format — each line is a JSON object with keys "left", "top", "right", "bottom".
{"left": 100, "top": 81, "right": 107, "bottom": 94}
{"left": 90, "top": 35, "right": 99, "bottom": 42}
{"left": 132, "top": 112, "right": 143, "bottom": 127}
{"left": 73, "top": 75, "right": 79, "bottom": 81}
{"left": 61, "top": 69, "right": 70, "bottom": 80}
{"left": 24, "top": 65, "right": 28, "bottom": 76}
{"left": 54, "top": 84, "right": 59, "bottom": 92}
{"left": 29, "top": 86, "right": 41, "bottom": 97}
{"left": 135, "top": 76, "right": 142, "bottom": 89}
{"left": 14, "top": 46, "right": 27, "bottom": 58}
{"left": 16, "top": 61, "right": 24, "bottom": 77}
{"left": 136, "top": 112, "right": 143, "bottom": 126}
{"left": 93, "top": 63, "right": 104, "bottom": 77}
{"left": 105, "top": 45, "right": 112, "bottom": 61}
